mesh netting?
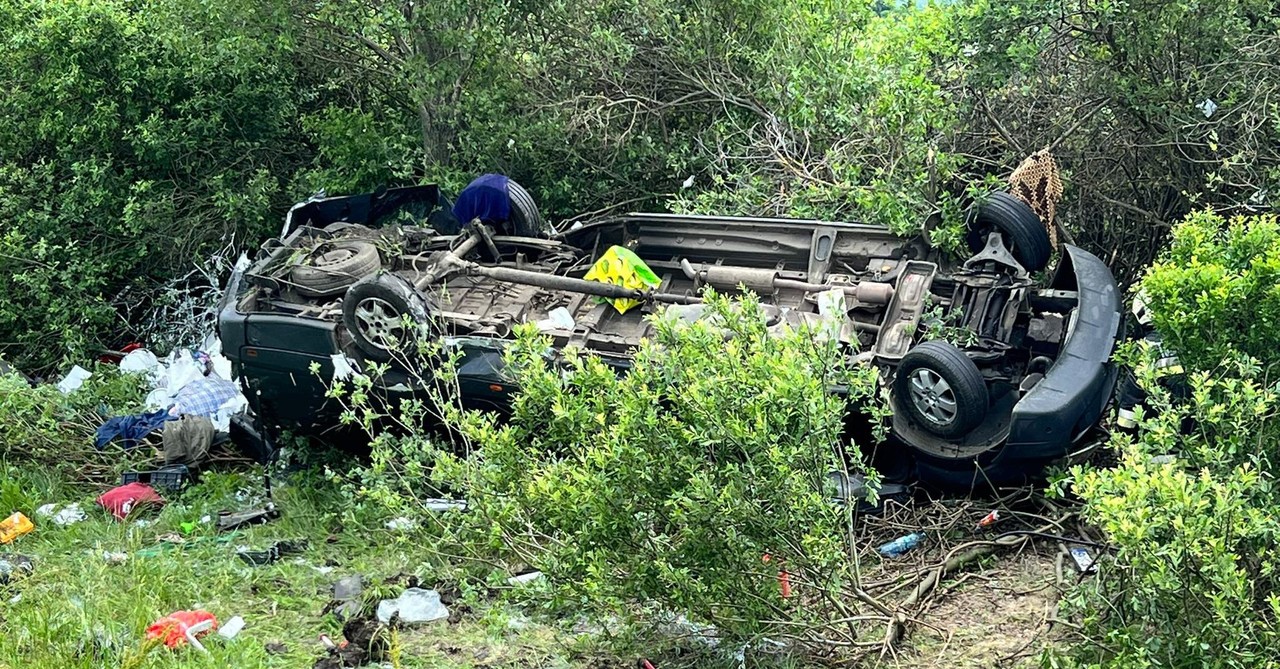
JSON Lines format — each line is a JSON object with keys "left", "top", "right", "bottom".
{"left": 1008, "top": 149, "right": 1063, "bottom": 248}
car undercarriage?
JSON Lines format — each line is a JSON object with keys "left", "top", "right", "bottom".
{"left": 220, "top": 184, "right": 1122, "bottom": 489}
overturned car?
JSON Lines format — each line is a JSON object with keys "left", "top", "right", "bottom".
{"left": 218, "top": 180, "right": 1122, "bottom": 489}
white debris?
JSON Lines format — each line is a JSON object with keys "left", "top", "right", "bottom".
{"left": 422, "top": 498, "right": 467, "bottom": 512}
{"left": 1197, "top": 98, "right": 1218, "bottom": 118}
{"left": 1070, "top": 547, "right": 1099, "bottom": 573}
{"left": 211, "top": 391, "right": 248, "bottom": 432}
{"left": 376, "top": 588, "right": 449, "bottom": 624}
{"left": 124, "top": 345, "right": 249, "bottom": 430}
{"left": 119, "top": 349, "right": 162, "bottom": 377}
{"left": 217, "top": 615, "right": 246, "bottom": 640}
{"left": 36, "top": 502, "right": 86, "bottom": 526}
{"left": 507, "top": 571, "right": 544, "bottom": 586}
{"left": 102, "top": 551, "right": 128, "bottom": 565}
{"left": 185, "top": 618, "right": 215, "bottom": 653}
{"left": 535, "top": 307, "right": 576, "bottom": 333}
{"left": 56, "top": 365, "right": 92, "bottom": 394}
{"left": 681, "top": 175, "right": 696, "bottom": 189}
{"left": 331, "top": 353, "right": 358, "bottom": 381}
{"left": 385, "top": 516, "right": 419, "bottom": 531}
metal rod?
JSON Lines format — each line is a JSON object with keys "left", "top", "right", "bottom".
{"left": 464, "top": 262, "right": 701, "bottom": 304}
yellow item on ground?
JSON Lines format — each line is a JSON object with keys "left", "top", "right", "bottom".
{"left": 0, "top": 511, "right": 34, "bottom": 544}
{"left": 583, "top": 246, "right": 662, "bottom": 314}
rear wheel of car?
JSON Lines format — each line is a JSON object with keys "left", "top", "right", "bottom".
{"left": 966, "top": 192, "right": 1052, "bottom": 272}
{"left": 292, "top": 240, "right": 381, "bottom": 297}
{"left": 507, "top": 180, "right": 548, "bottom": 236}
{"left": 341, "top": 273, "right": 437, "bottom": 363}
{"left": 894, "top": 341, "right": 988, "bottom": 438}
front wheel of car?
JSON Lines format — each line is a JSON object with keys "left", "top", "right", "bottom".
{"left": 341, "top": 273, "right": 437, "bottom": 363}
{"left": 894, "top": 341, "right": 988, "bottom": 438}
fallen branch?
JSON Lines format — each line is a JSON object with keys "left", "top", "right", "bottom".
{"left": 882, "top": 518, "right": 1068, "bottom": 652}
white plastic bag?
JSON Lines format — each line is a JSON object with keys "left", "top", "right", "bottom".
{"left": 56, "top": 366, "right": 92, "bottom": 394}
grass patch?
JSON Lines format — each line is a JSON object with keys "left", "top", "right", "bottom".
{"left": 0, "top": 463, "right": 621, "bottom": 669}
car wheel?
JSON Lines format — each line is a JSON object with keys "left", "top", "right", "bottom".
{"left": 966, "top": 192, "right": 1052, "bottom": 272}
{"left": 292, "top": 240, "right": 382, "bottom": 297}
{"left": 894, "top": 341, "right": 988, "bottom": 438}
{"left": 507, "top": 180, "right": 548, "bottom": 236}
{"left": 323, "top": 222, "right": 373, "bottom": 236}
{"left": 341, "top": 273, "right": 437, "bottom": 363}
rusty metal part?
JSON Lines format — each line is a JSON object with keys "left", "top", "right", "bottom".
{"left": 678, "top": 258, "right": 895, "bottom": 304}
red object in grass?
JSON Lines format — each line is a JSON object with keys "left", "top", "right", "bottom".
{"left": 641, "top": 660, "right": 657, "bottom": 669}
{"left": 145, "top": 610, "right": 218, "bottom": 648}
{"left": 98, "top": 342, "right": 145, "bottom": 365}
{"left": 97, "top": 482, "right": 165, "bottom": 520}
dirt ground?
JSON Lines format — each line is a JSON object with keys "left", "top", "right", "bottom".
{"left": 890, "top": 550, "right": 1060, "bottom": 668}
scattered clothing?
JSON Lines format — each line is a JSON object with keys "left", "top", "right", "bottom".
{"left": 163, "top": 415, "right": 214, "bottom": 466}
{"left": 171, "top": 376, "right": 238, "bottom": 418}
{"left": 94, "top": 409, "right": 175, "bottom": 450}
{"left": 97, "top": 482, "right": 165, "bottom": 520}
{"left": 452, "top": 173, "right": 511, "bottom": 226}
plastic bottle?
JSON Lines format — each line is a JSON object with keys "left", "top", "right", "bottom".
{"left": 0, "top": 512, "right": 34, "bottom": 544}
{"left": 877, "top": 532, "right": 925, "bottom": 558}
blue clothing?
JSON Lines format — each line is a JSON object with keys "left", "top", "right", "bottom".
{"left": 452, "top": 174, "right": 511, "bottom": 225}
{"left": 95, "top": 410, "right": 176, "bottom": 450}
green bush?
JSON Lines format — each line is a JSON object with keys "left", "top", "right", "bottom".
{"left": 0, "top": 365, "right": 150, "bottom": 478}
{"left": 331, "top": 293, "right": 884, "bottom": 648}
{"left": 1056, "top": 210, "right": 1280, "bottom": 668}
{"left": 1138, "top": 210, "right": 1280, "bottom": 373}
{"left": 0, "top": 0, "right": 307, "bottom": 368}
{"left": 1059, "top": 355, "right": 1280, "bottom": 668}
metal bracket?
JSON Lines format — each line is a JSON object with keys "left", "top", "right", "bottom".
{"left": 963, "top": 231, "right": 1027, "bottom": 277}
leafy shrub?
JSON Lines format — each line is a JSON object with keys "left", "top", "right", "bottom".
{"left": 1056, "top": 210, "right": 1280, "bottom": 668}
{"left": 332, "top": 293, "right": 884, "bottom": 649}
{"left": 0, "top": 365, "right": 150, "bottom": 479}
{"left": 1138, "top": 210, "right": 1280, "bottom": 373}
{"left": 1059, "top": 355, "right": 1280, "bottom": 668}
{"left": 952, "top": 0, "right": 1280, "bottom": 278}
{"left": 0, "top": 0, "right": 307, "bottom": 368}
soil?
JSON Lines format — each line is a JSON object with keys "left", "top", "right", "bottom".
{"left": 892, "top": 550, "right": 1060, "bottom": 668}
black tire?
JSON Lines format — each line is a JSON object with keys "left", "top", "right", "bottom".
{"left": 894, "top": 341, "right": 988, "bottom": 438}
{"left": 966, "top": 192, "right": 1052, "bottom": 272}
{"left": 323, "top": 222, "right": 372, "bottom": 236}
{"left": 506, "top": 180, "right": 548, "bottom": 236}
{"left": 292, "top": 240, "right": 382, "bottom": 297}
{"left": 341, "top": 273, "right": 438, "bottom": 362}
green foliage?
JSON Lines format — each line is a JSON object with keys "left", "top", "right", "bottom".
{"left": 1058, "top": 354, "right": 1280, "bottom": 668}
{"left": 1055, "top": 209, "right": 1280, "bottom": 668}
{"left": 443, "top": 293, "right": 879, "bottom": 641}
{"left": 331, "top": 294, "right": 882, "bottom": 647}
{"left": 953, "top": 0, "right": 1280, "bottom": 278}
{"left": 0, "top": 0, "right": 307, "bottom": 367}
{"left": 1139, "top": 210, "right": 1280, "bottom": 373}
{"left": 0, "top": 365, "right": 149, "bottom": 476}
